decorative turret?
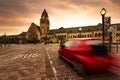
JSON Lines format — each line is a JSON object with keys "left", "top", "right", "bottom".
{"left": 40, "top": 9, "right": 50, "bottom": 35}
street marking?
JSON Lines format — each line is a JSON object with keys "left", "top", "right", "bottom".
{"left": 31, "top": 53, "right": 38, "bottom": 57}
{"left": 50, "top": 60, "right": 53, "bottom": 64}
{"left": 27, "top": 53, "right": 33, "bottom": 57}
{"left": 48, "top": 56, "right": 51, "bottom": 59}
{"left": 45, "top": 46, "right": 58, "bottom": 80}
{"left": 14, "top": 54, "right": 24, "bottom": 59}
{"left": 23, "top": 53, "right": 29, "bottom": 58}
{"left": 14, "top": 53, "right": 38, "bottom": 59}
{"left": 52, "top": 67, "right": 57, "bottom": 74}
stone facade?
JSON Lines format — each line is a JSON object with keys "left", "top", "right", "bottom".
{"left": 26, "top": 23, "right": 41, "bottom": 42}
{"left": 24, "top": 9, "right": 120, "bottom": 43}
{"left": 48, "top": 24, "right": 120, "bottom": 43}
{"left": 40, "top": 9, "right": 50, "bottom": 36}
{"left": 25, "top": 9, "right": 50, "bottom": 42}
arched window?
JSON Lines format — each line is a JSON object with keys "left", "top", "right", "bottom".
{"left": 88, "top": 34, "right": 89, "bottom": 37}
{"left": 95, "top": 33, "right": 97, "bottom": 37}
{"left": 64, "top": 35, "right": 66, "bottom": 38}
{"left": 98, "top": 33, "right": 101, "bottom": 37}
{"left": 116, "top": 33, "right": 118, "bottom": 37}
{"left": 90, "top": 34, "right": 92, "bottom": 37}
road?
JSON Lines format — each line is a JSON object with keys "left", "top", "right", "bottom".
{"left": 0, "top": 44, "right": 120, "bottom": 80}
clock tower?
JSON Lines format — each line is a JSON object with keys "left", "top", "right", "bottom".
{"left": 40, "top": 9, "right": 50, "bottom": 35}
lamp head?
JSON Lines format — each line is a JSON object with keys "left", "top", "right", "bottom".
{"left": 79, "top": 28, "right": 82, "bottom": 31}
{"left": 100, "top": 8, "right": 106, "bottom": 15}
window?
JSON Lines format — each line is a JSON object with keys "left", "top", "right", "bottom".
{"left": 88, "top": 34, "right": 89, "bottom": 37}
{"left": 116, "top": 33, "right": 118, "bottom": 37}
{"left": 95, "top": 33, "right": 97, "bottom": 37}
{"left": 90, "top": 34, "right": 92, "bottom": 37}
{"left": 98, "top": 33, "right": 101, "bottom": 37}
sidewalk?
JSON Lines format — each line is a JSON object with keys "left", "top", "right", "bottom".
{"left": 111, "top": 47, "right": 120, "bottom": 56}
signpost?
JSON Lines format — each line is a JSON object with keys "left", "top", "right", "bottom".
{"left": 108, "top": 25, "right": 117, "bottom": 51}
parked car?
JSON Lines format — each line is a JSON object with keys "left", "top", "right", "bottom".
{"left": 58, "top": 38, "right": 116, "bottom": 75}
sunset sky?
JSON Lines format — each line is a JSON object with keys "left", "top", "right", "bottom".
{"left": 0, "top": 0, "right": 120, "bottom": 36}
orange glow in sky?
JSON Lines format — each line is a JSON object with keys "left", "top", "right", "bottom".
{"left": 0, "top": 0, "right": 120, "bottom": 35}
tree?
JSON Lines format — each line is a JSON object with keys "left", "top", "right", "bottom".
{"left": 41, "top": 35, "right": 50, "bottom": 44}
{"left": 57, "top": 35, "right": 66, "bottom": 44}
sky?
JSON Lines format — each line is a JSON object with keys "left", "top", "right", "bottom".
{"left": 0, "top": 0, "right": 120, "bottom": 36}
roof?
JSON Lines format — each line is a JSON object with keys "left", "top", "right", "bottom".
{"left": 69, "top": 38, "right": 102, "bottom": 41}
{"left": 41, "top": 9, "right": 48, "bottom": 18}
{"left": 49, "top": 23, "right": 120, "bottom": 34}
{"left": 19, "top": 32, "right": 26, "bottom": 36}
{"left": 31, "top": 23, "right": 40, "bottom": 32}
{"left": 48, "top": 25, "right": 101, "bottom": 34}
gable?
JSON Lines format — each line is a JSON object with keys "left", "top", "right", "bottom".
{"left": 28, "top": 23, "right": 40, "bottom": 32}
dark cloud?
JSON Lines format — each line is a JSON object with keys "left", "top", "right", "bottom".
{"left": 0, "top": 0, "right": 52, "bottom": 35}
{"left": 0, "top": 0, "right": 28, "bottom": 17}
{"left": 110, "top": 0, "right": 120, "bottom": 5}
{"left": 0, "top": 0, "right": 42, "bottom": 29}
{"left": 0, "top": 0, "right": 54, "bottom": 19}
{"left": 0, "top": 0, "right": 120, "bottom": 35}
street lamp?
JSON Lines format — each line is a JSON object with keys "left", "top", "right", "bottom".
{"left": 100, "top": 8, "right": 106, "bottom": 45}
{"left": 78, "top": 28, "right": 82, "bottom": 38}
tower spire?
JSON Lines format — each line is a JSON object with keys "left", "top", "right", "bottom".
{"left": 40, "top": 9, "right": 50, "bottom": 35}
{"left": 41, "top": 9, "right": 48, "bottom": 18}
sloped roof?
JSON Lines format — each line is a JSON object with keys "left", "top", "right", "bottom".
{"left": 30, "top": 23, "right": 40, "bottom": 32}
{"left": 49, "top": 23, "right": 120, "bottom": 34}
{"left": 49, "top": 25, "right": 100, "bottom": 34}
{"left": 19, "top": 32, "right": 26, "bottom": 36}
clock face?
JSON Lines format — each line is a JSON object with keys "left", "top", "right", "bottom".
{"left": 42, "top": 16, "right": 45, "bottom": 19}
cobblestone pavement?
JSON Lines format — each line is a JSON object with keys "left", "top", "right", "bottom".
{"left": 0, "top": 44, "right": 46, "bottom": 80}
{"left": 0, "top": 44, "right": 120, "bottom": 80}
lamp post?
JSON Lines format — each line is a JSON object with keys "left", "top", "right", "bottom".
{"left": 100, "top": 8, "right": 106, "bottom": 45}
{"left": 109, "top": 31, "right": 112, "bottom": 51}
{"left": 78, "top": 28, "right": 82, "bottom": 38}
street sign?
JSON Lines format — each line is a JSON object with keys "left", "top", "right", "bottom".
{"left": 104, "top": 17, "right": 111, "bottom": 26}
{"left": 108, "top": 25, "right": 117, "bottom": 32}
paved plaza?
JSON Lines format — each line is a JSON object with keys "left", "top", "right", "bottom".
{"left": 0, "top": 44, "right": 120, "bottom": 80}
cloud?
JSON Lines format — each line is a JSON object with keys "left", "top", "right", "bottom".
{"left": 0, "top": 0, "right": 120, "bottom": 35}
{"left": 59, "top": 0, "right": 107, "bottom": 8}
{"left": 110, "top": 0, "right": 120, "bottom": 5}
